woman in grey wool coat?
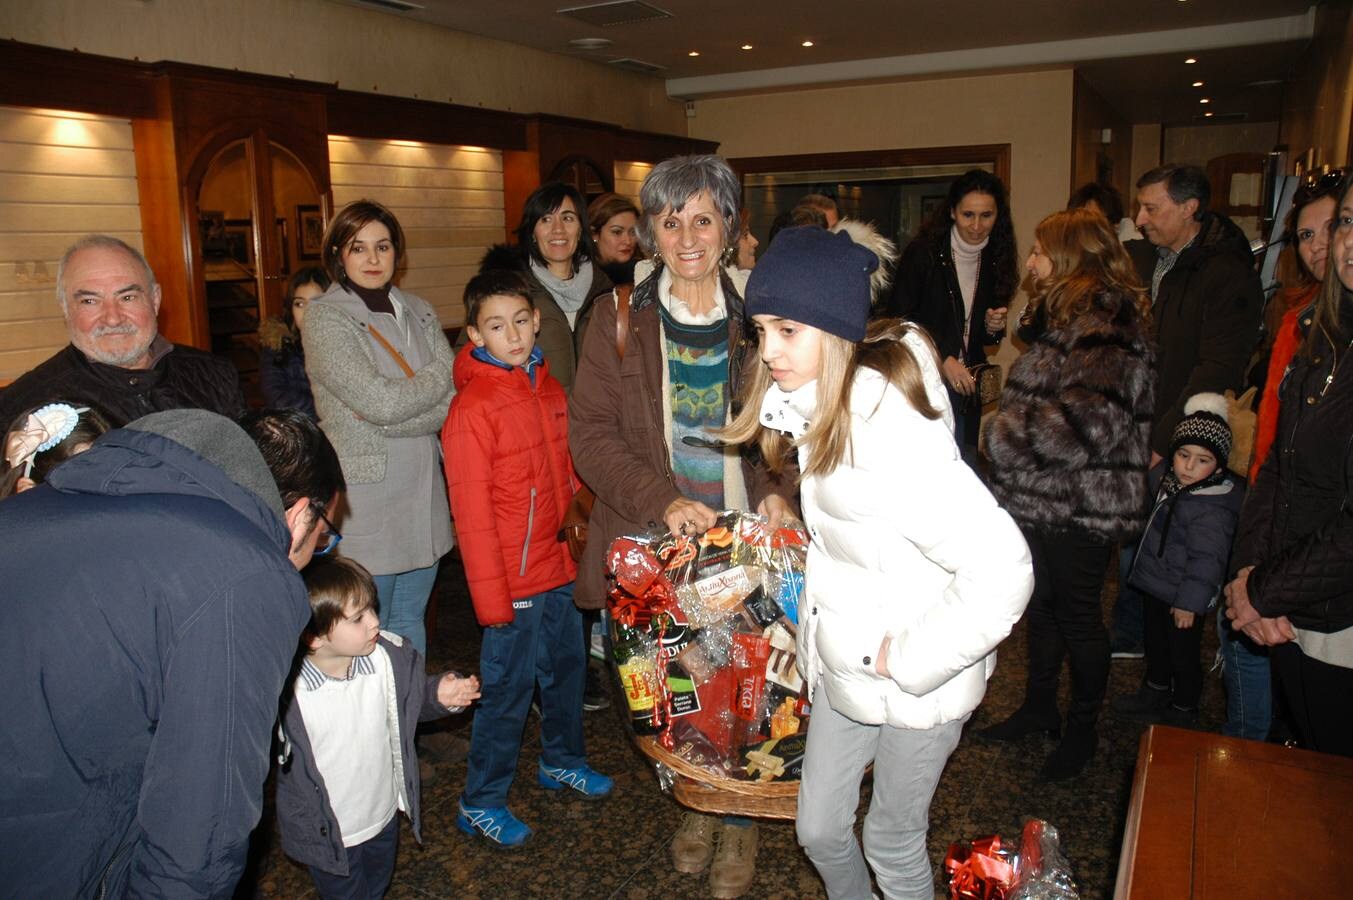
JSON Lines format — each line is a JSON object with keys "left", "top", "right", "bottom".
{"left": 303, "top": 199, "right": 454, "bottom": 657}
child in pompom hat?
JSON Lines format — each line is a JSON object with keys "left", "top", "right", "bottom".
{"left": 1114, "top": 392, "right": 1246, "bottom": 728}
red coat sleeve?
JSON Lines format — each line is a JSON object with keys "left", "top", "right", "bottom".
{"left": 442, "top": 390, "right": 515, "bottom": 626}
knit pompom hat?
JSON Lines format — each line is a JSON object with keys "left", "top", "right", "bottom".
{"left": 745, "top": 226, "right": 879, "bottom": 341}
{"left": 1170, "top": 392, "right": 1231, "bottom": 462}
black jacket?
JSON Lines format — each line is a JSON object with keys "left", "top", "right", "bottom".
{"left": 1126, "top": 212, "right": 1263, "bottom": 455}
{"left": 1232, "top": 300, "right": 1353, "bottom": 632}
{"left": 0, "top": 420, "right": 310, "bottom": 897}
{"left": 259, "top": 319, "right": 316, "bottom": 419}
{"left": 882, "top": 231, "right": 1010, "bottom": 366}
{"left": 1130, "top": 461, "right": 1245, "bottom": 615}
{"left": 0, "top": 339, "right": 245, "bottom": 428}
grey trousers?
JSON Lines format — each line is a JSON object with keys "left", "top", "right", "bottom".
{"left": 796, "top": 681, "right": 965, "bottom": 900}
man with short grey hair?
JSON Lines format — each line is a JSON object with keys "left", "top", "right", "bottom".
{"left": 0, "top": 234, "right": 244, "bottom": 427}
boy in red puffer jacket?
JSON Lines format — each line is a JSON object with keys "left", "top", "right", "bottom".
{"left": 441, "top": 270, "right": 611, "bottom": 850}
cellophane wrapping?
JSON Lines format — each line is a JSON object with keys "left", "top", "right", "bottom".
{"left": 944, "top": 818, "right": 1079, "bottom": 899}
{"left": 606, "top": 511, "right": 810, "bottom": 783}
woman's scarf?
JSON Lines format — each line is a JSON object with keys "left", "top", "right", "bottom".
{"left": 530, "top": 258, "right": 595, "bottom": 328}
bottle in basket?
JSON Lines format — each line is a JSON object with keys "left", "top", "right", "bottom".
{"left": 613, "top": 622, "right": 661, "bottom": 735}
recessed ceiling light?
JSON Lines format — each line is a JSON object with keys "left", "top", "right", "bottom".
{"left": 1204, "top": 112, "right": 1214, "bottom": 118}
{"left": 1192, "top": 80, "right": 1204, "bottom": 87}
{"left": 687, "top": 50, "right": 700, "bottom": 57}
{"left": 801, "top": 40, "right": 814, "bottom": 47}
{"left": 1199, "top": 97, "right": 1210, "bottom": 104}
{"left": 1184, "top": 57, "right": 1197, "bottom": 64}
{"left": 741, "top": 43, "right": 753, "bottom": 50}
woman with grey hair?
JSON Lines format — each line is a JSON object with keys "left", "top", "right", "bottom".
{"left": 570, "top": 154, "right": 795, "bottom": 899}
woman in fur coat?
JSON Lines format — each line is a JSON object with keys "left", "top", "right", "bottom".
{"left": 983, "top": 208, "right": 1155, "bottom": 780}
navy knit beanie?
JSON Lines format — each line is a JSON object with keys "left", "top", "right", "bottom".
{"left": 745, "top": 226, "right": 879, "bottom": 341}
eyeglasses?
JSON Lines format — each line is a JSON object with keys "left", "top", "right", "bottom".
{"left": 310, "top": 502, "right": 342, "bottom": 557}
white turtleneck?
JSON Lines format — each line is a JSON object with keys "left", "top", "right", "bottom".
{"left": 949, "top": 225, "right": 988, "bottom": 333}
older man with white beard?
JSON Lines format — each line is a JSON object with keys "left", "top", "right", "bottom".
{"left": 0, "top": 234, "right": 244, "bottom": 427}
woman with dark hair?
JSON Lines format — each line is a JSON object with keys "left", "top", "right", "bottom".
{"left": 1068, "top": 181, "right": 1141, "bottom": 243}
{"left": 259, "top": 266, "right": 330, "bottom": 418}
{"left": 570, "top": 154, "right": 795, "bottom": 899}
{"left": 588, "top": 192, "right": 643, "bottom": 286}
{"left": 1211, "top": 171, "right": 1344, "bottom": 742}
{"left": 302, "top": 199, "right": 454, "bottom": 658}
{"left": 881, "top": 169, "right": 1019, "bottom": 458}
{"left": 983, "top": 208, "right": 1155, "bottom": 780}
{"left": 481, "top": 182, "right": 612, "bottom": 394}
{"left": 1225, "top": 173, "right": 1353, "bottom": 757}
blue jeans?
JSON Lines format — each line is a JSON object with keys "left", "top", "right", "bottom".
{"left": 463, "top": 584, "right": 586, "bottom": 807}
{"left": 373, "top": 560, "right": 441, "bottom": 659}
{"left": 1111, "top": 542, "right": 1145, "bottom": 651}
{"left": 1216, "top": 612, "right": 1272, "bottom": 741}
{"left": 307, "top": 813, "right": 398, "bottom": 900}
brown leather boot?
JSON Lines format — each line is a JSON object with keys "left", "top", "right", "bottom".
{"left": 670, "top": 812, "right": 718, "bottom": 874}
{"left": 708, "top": 821, "right": 758, "bottom": 899}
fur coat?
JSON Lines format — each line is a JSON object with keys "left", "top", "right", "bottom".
{"left": 987, "top": 288, "right": 1156, "bottom": 542}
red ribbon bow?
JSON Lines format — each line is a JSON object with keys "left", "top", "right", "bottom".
{"left": 944, "top": 835, "right": 1016, "bottom": 900}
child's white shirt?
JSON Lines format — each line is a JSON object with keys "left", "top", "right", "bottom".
{"left": 294, "top": 643, "right": 400, "bottom": 847}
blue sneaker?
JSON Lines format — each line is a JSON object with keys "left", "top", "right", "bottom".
{"left": 537, "top": 761, "right": 613, "bottom": 799}
{"left": 455, "top": 798, "right": 532, "bottom": 848}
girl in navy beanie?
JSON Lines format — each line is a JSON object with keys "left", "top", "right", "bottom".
{"left": 725, "top": 224, "right": 1033, "bottom": 899}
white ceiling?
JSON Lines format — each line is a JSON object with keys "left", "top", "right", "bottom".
{"left": 334, "top": 0, "right": 1322, "bottom": 125}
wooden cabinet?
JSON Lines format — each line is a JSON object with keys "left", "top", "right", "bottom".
{"left": 134, "top": 67, "right": 331, "bottom": 402}
{"left": 1116, "top": 725, "right": 1353, "bottom": 898}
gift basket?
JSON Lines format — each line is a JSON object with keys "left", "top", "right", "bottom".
{"left": 605, "top": 511, "right": 810, "bottom": 819}
{"left": 943, "top": 818, "right": 1079, "bottom": 899}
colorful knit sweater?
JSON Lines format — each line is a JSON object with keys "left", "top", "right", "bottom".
{"left": 658, "top": 303, "right": 729, "bottom": 509}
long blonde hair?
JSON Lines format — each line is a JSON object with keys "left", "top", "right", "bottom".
{"left": 722, "top": 318, "right": 943, "bottom": 479}
{"left": 1028, "top": 208, "right": 1150, "bottom": 328}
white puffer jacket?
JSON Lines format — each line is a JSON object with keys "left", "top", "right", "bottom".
{"left": 759, "top": 329, "right": 1033, "bottom": 729}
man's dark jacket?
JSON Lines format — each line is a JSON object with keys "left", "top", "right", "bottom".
{"left": 1126, "top": 211, "right": 1262, "bottom": 455}
{"left": 0, "top": 416, "right": 309, "bottom": 897}
{"left": 0, "top": 339, "right": 245, "bottom": 428}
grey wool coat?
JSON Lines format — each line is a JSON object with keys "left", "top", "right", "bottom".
{"left": 303, "top": 284, "right": 454, "bottom": 484}
{"left": 302, "top": 284, "right": 455, "bottom": 573}
{"left": 986, "top": 288, "right": 1156, "bottom": 543}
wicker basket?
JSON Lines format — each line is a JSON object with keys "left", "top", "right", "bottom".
{"left": 634, "top": 735, "right": 799, "bottom": 820}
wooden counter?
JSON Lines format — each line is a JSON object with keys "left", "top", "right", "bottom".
{"left": 1116, "top": 725, "right": 1353, "bottom": 898}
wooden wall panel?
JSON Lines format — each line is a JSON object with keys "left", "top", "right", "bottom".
{"left": 614, "top": 161, "right": 652, "bottom": 203}
{"left": 0, "top": 106, "right": 143, "bottom": 382}
{"left": 328, "top": 136, "right": 504, "bottom": 327}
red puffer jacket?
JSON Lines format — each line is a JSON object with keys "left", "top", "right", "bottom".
{"left": 442, "top": 344, "right": 578, "bottom": 626}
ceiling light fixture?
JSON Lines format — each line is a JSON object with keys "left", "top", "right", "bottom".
{"left": 688, "top": 50, "right": 700, "bottom": 57}
{"left": 1204, "top": 112, "right": 1215, "bottom": 118}
{"left": 741, "top": 43, "right": 753, "bottom": 50}
{"left": 1184, "top": 57, "right": 1197, "bottom": 64}
{"left": 801, "top": 40, "right": 814, "bottom": 47}
{"left": 1192, "top": 80, "right": 1204, "bottom": 87}
{"left": 1199, "top": 97, "right": 1210, "bottom": 104}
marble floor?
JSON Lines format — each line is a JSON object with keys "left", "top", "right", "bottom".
{"left": 244, "top": 554, "right": 1231, "bottom": 900}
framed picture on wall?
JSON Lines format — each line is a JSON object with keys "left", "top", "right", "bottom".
{"left": 222, "top": 219, "right": 254, "bottom": 267}
{"left": 921, "top": 194, "right": 946, "bottom": 219}
{"left": 297, "top": 205, "right": 323, "bottom": 259}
